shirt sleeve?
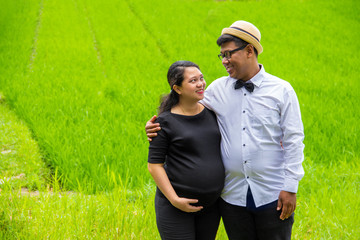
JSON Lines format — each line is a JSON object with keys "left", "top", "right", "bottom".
{"left": 200, "top": 81, "right": 214, "bottom": 111}
{"left": 148, "top": 116, "right": 170, "bottom": 164}
{"left": 280, "top": 88, "right": 305, "bottom": 193}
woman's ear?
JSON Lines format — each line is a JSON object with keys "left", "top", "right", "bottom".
{"left": 173, "top": 85, "right": 182, "bottom": 95}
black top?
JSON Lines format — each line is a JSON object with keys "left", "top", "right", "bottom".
{"left": 148, "top": 107, "right": 224, "bottom": 207}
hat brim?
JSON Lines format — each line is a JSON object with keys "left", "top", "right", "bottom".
{"left": 221, "top": 28, "right": 263, "bottom": 54}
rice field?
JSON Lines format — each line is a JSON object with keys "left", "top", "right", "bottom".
{"left": 0, "top": 0, "right": 359, "bottom": 239}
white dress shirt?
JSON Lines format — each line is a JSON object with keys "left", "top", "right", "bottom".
{"left": 201, "top": 65, "right": 304, "bottom": 207}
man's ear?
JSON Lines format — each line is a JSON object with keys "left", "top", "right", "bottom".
{"left": 246, "top": 44, "right": 255, "bottom": 58}
{"left": 173, "top": 85, "right": 182, "bottom": 95}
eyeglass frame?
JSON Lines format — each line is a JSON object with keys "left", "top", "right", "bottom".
{"left": 217, "top": 44, "right": 248, "bottom": 60}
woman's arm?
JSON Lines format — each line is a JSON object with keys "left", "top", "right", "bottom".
{"left": 148, "top": 163, "right": 203, "bottom": 213}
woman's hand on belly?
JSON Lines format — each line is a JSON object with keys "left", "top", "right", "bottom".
{"left": 170, "top": 197, "right": 203, "bottom": 213}
{"left": 148, "top": 163, "right": 203, "bottom": 213}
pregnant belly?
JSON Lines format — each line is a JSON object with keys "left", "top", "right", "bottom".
{"left": 170, "top": 166, "right": 225, "bottom": 207}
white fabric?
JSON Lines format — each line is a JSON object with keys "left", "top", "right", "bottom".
{"left": 201, "top": 65, "right": 304, "bottom": 207}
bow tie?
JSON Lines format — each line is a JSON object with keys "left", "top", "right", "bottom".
{"left": 234, "top": 80, "right": 254, "bottom": 92}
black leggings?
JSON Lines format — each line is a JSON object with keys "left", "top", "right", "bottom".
{"left": 155, "top": 192, "right": 221, "bottom": 240}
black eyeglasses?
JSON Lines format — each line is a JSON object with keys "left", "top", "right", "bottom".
{"left": 218, "top": 45, "right": 247, "bottom": 60}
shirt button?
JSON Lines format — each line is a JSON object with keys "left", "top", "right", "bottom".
{"left": 247, "top": 176, "right": 249, "bottom": 179}
{"left": 243, "top": 127, "right": 245, "bottom": 130}
{"left": 244, "top": 161, "right": 247, "bottom": 164}
{"left": 244, "top": 93, "right": 246, "bottom": 96}
{"left": 243, "top": 144, "right": 246, "bottom": 147}
{"left": 243, "top": 110, "right": 245, "bottom": 113}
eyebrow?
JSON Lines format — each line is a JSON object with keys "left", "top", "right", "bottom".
{"left": 220, "top": 49, "right": 231, "bottom": 54}
{"left": 189, "top": 74, "right": 203, "bottom": 79}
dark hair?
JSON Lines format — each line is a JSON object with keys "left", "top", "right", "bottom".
{"left": 158, "top": 61, "right": 200, "bottom": 114}
{"left": 217, "top": 34, "right": 258, "bottom": 57}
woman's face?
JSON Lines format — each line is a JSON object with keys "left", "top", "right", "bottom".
{"left": 175, "top": 67, "right": 206, "bottom": 102}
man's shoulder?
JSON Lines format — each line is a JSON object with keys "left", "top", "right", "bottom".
{"left": 207, "top": 76, "right": 232, "bottom": 90}
{"left": 263, "top": 72, "right": 293, "bottom": 90}
{"left": 213, "top": 75, "right": 229, "bottom": 82}
{"left": 209, "top": 75, "right": 228, "bottom": 84}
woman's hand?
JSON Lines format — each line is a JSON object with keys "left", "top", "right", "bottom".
{"left": 149, "top": 163, "right": 203, "bottom": 212}
{"left": 170, "top": 197, "right": 203, "bottom": 213}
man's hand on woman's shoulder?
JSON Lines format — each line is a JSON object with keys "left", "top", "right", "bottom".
{"left": 145, "top": 115, "right": 161, "bottom": 141}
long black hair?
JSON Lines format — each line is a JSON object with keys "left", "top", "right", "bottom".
{"left": 158, "top": 61, "right": 200, "bottom": 114}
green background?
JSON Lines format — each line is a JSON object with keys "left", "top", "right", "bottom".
{"left": 0, "top": 0, "right": 359, "bottom": 239}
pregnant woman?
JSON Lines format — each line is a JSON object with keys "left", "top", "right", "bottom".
{"left": 148, "top": 61, "right": 224, "bottom": 240}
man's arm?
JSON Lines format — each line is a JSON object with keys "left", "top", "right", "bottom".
{"left": 145, "top": 115, "right": 161, "bottom": 141}
{"left": 145, "top": 77, "right": 218, "bottom": 142}
{"left": 278, "top": 88, "right": 305, "bottom": 220}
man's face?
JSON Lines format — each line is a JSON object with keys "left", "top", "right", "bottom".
{"left": 220, "top": 41, "right": 249, "bottom": 80}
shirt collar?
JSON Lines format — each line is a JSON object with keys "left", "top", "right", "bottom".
{"left": 249, "top": 64, "right": 265, "bottom": 88}
{"left": 229, "top": 64, "right": 265, "bottom": 88}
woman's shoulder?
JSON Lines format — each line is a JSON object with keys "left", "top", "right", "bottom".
{"left": 203, "top": 107, "right": 217, "bottom": 120}
{"left": 203, "top": 106, "right": 215, "bottom": 114}
{"left": 157, "top": 106, "right": 215, "bottom": 122}
{"left": 156, "top": 111, "right": 172, "bottom": 123}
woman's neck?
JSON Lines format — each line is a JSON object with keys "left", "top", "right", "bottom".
{"left": 171, "top": 101, "right": 203, "bottom": 116}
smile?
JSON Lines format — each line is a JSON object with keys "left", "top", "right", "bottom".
{"left": 196, "top": 89, "right": 204, "bottom": 94}
{"left": 225, "top": 65, "right": 232, "bottom": 73}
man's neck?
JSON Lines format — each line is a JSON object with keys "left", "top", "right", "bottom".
{"left": 243, "top": 63, "right": 260, "bottom": 82}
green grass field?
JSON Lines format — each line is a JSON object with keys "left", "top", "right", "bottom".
{"left": 0, "top": 0, "right": 359, "bottom": 239}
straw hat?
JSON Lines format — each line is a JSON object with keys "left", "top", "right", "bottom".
{"left": 221, "top": 20, "right": 263, "bottom": 54}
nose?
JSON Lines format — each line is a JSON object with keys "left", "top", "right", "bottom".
{"left": 222, "top": 57, "right": 230, "bottom": 65}
{"left": 197, "top": 80, "right": 205, "bottom": 88}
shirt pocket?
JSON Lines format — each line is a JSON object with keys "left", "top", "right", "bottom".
{"left": 250, "top": 108, "right": 280, "bottom": 138}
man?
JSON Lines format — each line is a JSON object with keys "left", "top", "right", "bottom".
{"left": 146, "top": 20, "right": 304, "bottom": 240}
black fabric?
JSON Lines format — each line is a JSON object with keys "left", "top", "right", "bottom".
{"left": 148, "top": 107, "right": 225, "bottom": 207}
{"left": 155, "top": 190, "right": 221, "bottom": 240}
{"left": 219, "top": 190, "right": 294, "bottom": 240}
{"left": 246, "top": 187, "right": 278, "bottom": 211}
{"left": 234, "top": 80, "right": 255, "bottom": 92}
